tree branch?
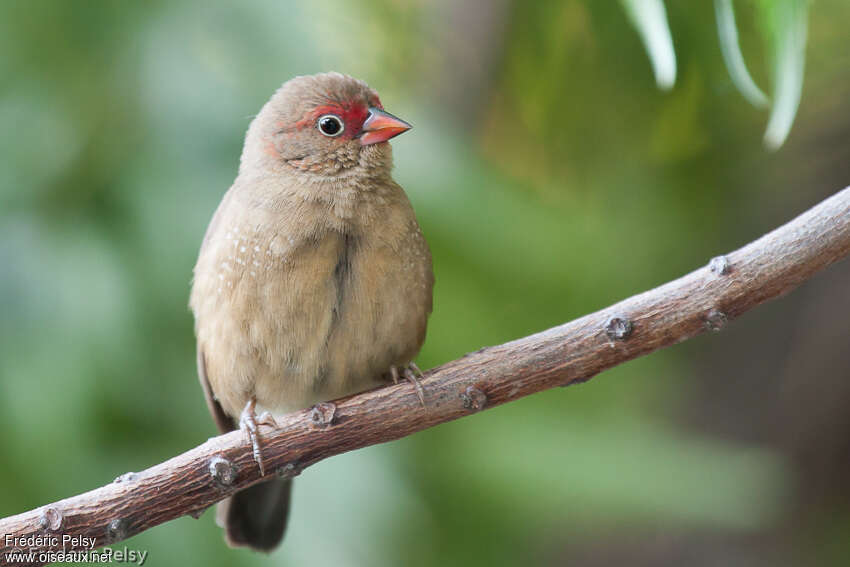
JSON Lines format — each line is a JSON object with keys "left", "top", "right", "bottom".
{"left": 2, "top": 187, "right": 849, "bottom": 566}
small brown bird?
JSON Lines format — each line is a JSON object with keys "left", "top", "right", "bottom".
{"left": 189, "top": 72, "right": 433, "bottom": 551}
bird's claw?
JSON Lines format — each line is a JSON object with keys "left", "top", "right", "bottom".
{"left": 239, "top": 398, "right": 277, "bottom": 476}
{"left": 390, "top": 363, "right": 426, "bottom": 406}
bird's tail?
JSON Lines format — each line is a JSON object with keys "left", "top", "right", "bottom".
{"left": 217, "top": 478, "right": 293, "bottom": 552}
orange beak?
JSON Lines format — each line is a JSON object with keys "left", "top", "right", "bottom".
{"left": 359, "top": 108, "right": 412, "bottom": 146}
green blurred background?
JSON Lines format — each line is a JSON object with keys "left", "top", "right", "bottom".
{"left": 1, "top": 1, "right": 849, "bottom": 565}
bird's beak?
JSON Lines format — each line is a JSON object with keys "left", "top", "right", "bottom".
{"left": 359, "top": 108, "right": 412, "bottom": 146}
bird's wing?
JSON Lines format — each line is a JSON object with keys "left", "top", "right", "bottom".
{"left": 197, "top": 347, "right": 236, "bottom": 433}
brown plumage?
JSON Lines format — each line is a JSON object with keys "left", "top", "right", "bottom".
{"left": 189, "top": 72, "right": 433, "bottom": 551}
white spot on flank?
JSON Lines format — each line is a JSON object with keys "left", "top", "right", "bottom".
{"left": 254, "top": 246, "right": 261, "bottom": 252}
{"left": 250, "top": 271, "right": 256, "bottom": 277}
{"left": 240, "top": 246, "right": 246, "bottom": 253}
{"left": 221, "top": 262, "right": 232, "bottom": 271}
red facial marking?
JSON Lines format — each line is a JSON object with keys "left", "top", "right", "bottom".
{"left": 294, "top": 102, "right": 370, "bottom": 140}
{"left": 263, "top": 139, "right": 279, "bottom": 158}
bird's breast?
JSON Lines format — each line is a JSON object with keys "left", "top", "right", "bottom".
{"left": 192, "top": 206, "right": 431, "bottom": 417}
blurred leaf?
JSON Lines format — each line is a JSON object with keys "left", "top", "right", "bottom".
{"left": 759, "top": 0, "right": 809, "bottom": 149}
{"left": 621, "top": 0, "right": 677, "bottom": 90}
{"left": 715, "top": 0, "right": 769, "bottom": 108}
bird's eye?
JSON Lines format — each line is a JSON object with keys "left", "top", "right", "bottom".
{"left": 317, "top": 114, "right": 344, "bottom": 137}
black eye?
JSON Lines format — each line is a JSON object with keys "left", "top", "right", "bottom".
{"left": 317, "top": 114, "right": 344, "bottom": 137}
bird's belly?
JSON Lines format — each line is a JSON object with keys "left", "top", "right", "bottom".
{"left": 248, "top": 232, "right": 429, "bottom": 416}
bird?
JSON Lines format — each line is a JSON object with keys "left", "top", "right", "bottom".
{"left": 189, "top": 72, "right": 433, "bottom": 551}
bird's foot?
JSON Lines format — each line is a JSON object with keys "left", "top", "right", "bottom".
{"left": 390, "top": 363, "right": 426, "bottom": 406}
{"left": 239, "top": 397, "right": 277, "bottom": 477}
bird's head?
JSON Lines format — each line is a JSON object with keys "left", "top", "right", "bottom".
{"left": 241, "top": 72, "right": 411, "bottom": 180}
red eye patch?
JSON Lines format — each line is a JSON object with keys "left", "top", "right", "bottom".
{"left": 295, "top": 103, "right": 370, "bottom": 139}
